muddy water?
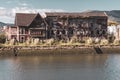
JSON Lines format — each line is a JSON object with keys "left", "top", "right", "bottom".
{"left": 0, "top": 54, "right": 120, "bottom": 80}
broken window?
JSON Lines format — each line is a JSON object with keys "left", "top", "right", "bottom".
{"left": 102, "top": 30, "right": 106, "bottom": 35}
{"left": 90, "top": 23, "right": 93, "bottom": 27}
{"left": 97, "top": 30, "right": 99, "bottom": 35}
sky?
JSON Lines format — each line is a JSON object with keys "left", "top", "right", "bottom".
{"left": 0, "top": 0, "right": 120, "bottom": 23}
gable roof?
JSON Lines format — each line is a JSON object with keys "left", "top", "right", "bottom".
{"left": 15, "top": 12, "right": 107, "bottom": 26}
{"left": 15, "top": 13, "right": 37, "bottom": 26}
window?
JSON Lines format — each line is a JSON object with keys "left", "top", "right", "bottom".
{"left": 20, "top": 28, "right": 25, "bottom": 34}
{"left": 102, "top": 30, "right": 106, "bottom": 35}
{"left": 97, "top": 30, "right": 99, "bottom": 35}
{"left": 90, "top": 23, "right": 93, "bottom": 27}
{"left": 11, "top": 28, "right": 17, "bottom": 34}
{"left": 30, "top": 29, "right": 45, "bottom": 36}
{"left": 91, "top": 31, "right": 94, "bottom": 35}
{"left": 41, "top": 23, "right": 45, "bottom": 27}
{"left": 62, "top": 30, "right": 65, "bottom": 34}
{"left": 82, "top": 22, "right": 88, "bottom": 28}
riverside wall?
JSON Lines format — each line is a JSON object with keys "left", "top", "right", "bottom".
{"left": 0, "top": 46, "right": 120, "bottom": 56}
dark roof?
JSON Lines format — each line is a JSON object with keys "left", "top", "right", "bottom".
{"left": 15, "top": 12, "right": 107, "bottom": 26}
{"left": 46, "top": 12, "right": 107, "bottom": 17}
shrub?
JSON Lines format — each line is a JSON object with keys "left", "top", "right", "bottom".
{"left": 26, "top": 38, "right": 32, "bottom": 45}
{"left": 85, "top": 38, "right": 93, "bottom": 45}
{"left": 0, "top": 34, "right": 6, "bottom": 43}
{"left": 44, "top": 38, "right": 54, "bottom": 45}
{"left": 108, "top": 34, "right": 115, "bottom": 43}
{"left": 9, "top": 39, "right": 15, "bottom": 45}
{"left": 94, "top": 38, "right": 100, "bottom": 44}
{"left": 100, "top": 39, "right": 109, "bottom": 45}
{"left": 69, "top": 36, "right": 78, "bottom": 43}
{"left": 33, "top": 38, "right": 40, "bottom": 45}
{"left": 5, "top": 40, "right": 9, "bottom": 45}
{"left": 113, "top": 39, "right": 120, "bottom": 45}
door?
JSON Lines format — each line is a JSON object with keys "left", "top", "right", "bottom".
{"left": 20, "top": 36, "right": 25, "bottom": 43}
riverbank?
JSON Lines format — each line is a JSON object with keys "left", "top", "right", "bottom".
{"left": 0, "top": 45, "right": 120, "bottom": 56}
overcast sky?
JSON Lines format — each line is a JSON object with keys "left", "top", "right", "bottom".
{"left": 0, "top": 0, "right": 120, "bottom": 23}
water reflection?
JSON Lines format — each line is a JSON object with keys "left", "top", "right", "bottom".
{"left": 103, "top": 54, "right": 120, "bottom": 80}
{"left": 0, "top": 54, "right": 120, "bottom": 80}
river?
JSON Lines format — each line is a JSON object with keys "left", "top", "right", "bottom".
{"left": 0, "top": 54, "right": 120, "bottom": 80}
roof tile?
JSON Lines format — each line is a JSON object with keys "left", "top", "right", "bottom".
{"left": 15, "top": 12, "right": 107, "bottom": 26}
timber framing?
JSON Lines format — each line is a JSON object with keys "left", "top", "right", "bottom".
{"left": 7, "top": 12, "right": 108, "bottom": 42}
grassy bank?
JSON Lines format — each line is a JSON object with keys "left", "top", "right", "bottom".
{"left": 0, "top": 37, "right": 120, "bottom": 56}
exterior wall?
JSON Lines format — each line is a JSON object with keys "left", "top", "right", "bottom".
{"left": 47, "top": 16, "right": 107, "bottom": 40}
{"left": 5, "top": 26, "right": 17, "bottom": 41}
{"left": 18, "top": 27, "right": 28, "bottom": 42}
{"left": 115, "top": 25, "right": 120, "bottom": 40}
{"left": 28, "top": 14, "right": 47, "bottom": 40}
{"left": 108, "top": 25, "right": 120, "bottom": 40}
{"left": 18, "top": 14, "right": 47, "bottom": 42}
{"left": 5, "top": 14, "right": 108, "bottom": 42}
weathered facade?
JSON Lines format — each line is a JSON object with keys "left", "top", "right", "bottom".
{"left": 46, "top": 12, "right": 108, "bottom": 41}
{"left": 6, "top": 12, "right": 108, "bottom": 42}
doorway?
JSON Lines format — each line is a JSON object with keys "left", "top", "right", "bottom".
{"left": 20, "top": 36, "right": 25, "bottom": 43}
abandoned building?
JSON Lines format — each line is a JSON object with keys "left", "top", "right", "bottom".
{"left": 5, "top": 12, "right": 108, "bottom": 42}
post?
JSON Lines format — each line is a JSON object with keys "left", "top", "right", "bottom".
{"left": 13, "top": 47, "right": 18, "bottom": 56}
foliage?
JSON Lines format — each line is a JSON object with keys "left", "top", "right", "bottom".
{"left": 44, "top": 38, "right": 54, "bottom": 45}
{"left": 108, "top": 20, "right": 118, "bottom": 26}
{"left": 94, "top": 38, "right": 100, "bottom": 44}
{"left": 85, "top": 38, "right": 93, "bottom": 45}
{"left": 69, "top": 36, "right": 78, "bottom": 43}
{"left": 9, "top": 39, "right": 15, "bottom": 45}
{"left": 0, "top": 34, "right": 6, "bottom": 44}
{"left": 113, "top": 39, "right": 120, "bottom": 45}
{"left": 108, "top": 33, "right": 115, "bottom": 43}
{"left": 100, "top": 39, "right": 109, "bottom": 45}
{"left": 26, "top": 38, "right": 32, "bottom": 45}
{"left": 33, "top": 38, "right": 40, "bottom": 45}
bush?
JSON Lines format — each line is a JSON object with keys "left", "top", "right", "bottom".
{"left": 9, "top": 39, "right": 15, "bottom": 45}
{"left": 85, "top": 38, "right": 93, "bottom": 45}
{"left": 0, "top": 34, "right": 6, "bottom": 43}
{"left": 100, "top": 39, "right": 109, "bottom": 45}
{"left": 34, "top": 38, "right": 40, "bottom": 45}
{"left": 69, "top": 36, "right": 78, "bottom": 43}
{"left": 94, "top": 38, "right": 100, "bottom": 44}
{"left": 9, "top": 38, "right": 18, "bottom": 45}
{"left": 26, "top": 38, "right": 32, "bottom": 45}
{"left": 44, "top": 38, "right": 54, "bottom": 45}
{"left": 108, "top": 34, "right": 115, "bottom": 43}
{"left": 113, "top": 39, "right": 120, "bottom": 45}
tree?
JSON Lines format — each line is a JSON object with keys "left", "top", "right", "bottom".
{"left": 0, "top": 34, "right": 6, "bottom": 43}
